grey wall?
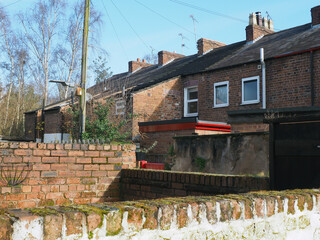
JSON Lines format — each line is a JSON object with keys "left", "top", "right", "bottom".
{"left": 172, "top": 132, "right": 269, "bottom": 176}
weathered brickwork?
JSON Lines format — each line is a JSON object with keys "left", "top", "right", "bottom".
{"left": 132, "top": 77, "right": 183, "bottom": 138}
{"left": 231, "top": 122, "right": 269, "bottom": 133}
{"left": 120, "top": 169, "right": 269, "bottom": 200}
{"left": 196, "top": 50, "right": 320, "bottom": 125}
{"left": 0, "top": 142, "right": 136, "bottom": 209}
{"left": 1, "top": 189, "right": 320, "bottom": 239}
{"left": 196, "top": 63, "right": 263, "bottom": 123}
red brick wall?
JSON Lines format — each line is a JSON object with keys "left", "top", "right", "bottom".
{"left": 195, "top": 63, "right": 262, "bottom": 123}
{"left": 267, "top": 52, "right": 313, "bottom": 108}
{"left": 194, "top": 50, "right": 320, "bottom": 130}
{"left": 132, "top": 77, "right": 183, "bottom": 139}
{"left": 121, "top": 169, "right": 269, "bottom": 200}
{"left": 231, "top": 123, "right": 269, "bottom": 133}
{"left": 0, "top": 141, "right": 136, "bottom": 209}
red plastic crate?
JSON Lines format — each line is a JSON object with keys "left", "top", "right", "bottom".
{"left": 141, "top": 162, "right": 165, "bottom": 170}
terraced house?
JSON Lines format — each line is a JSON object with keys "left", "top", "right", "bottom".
{"left": 25, "top": 5, "right": 320, "bottom": 163}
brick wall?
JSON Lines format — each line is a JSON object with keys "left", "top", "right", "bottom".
{"left": 120, "top": 169, "right": 269, "bottom": 200}
{"left": 0, "top": 141, "right": 136, "bottom": 209}
{"left": 194, "top": 50, "right": 320, "bottom": 131}
{"left": 231, "top": 122, "right": 269, "bottom": 133}
{"left": 132, "top": 77, "right": 183, "bottom": 139}
{"left": 196, "top": 63, "right": 263, "bottom": 123}
{"left": 1, "top": 189, "right": 320, "bottom": 239}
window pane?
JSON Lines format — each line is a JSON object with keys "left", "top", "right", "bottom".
{"left": 188, "top": 89, "right": 198, "bottom": 100}
{"left": 188, "top": 102, "right": 197, "bottom": 114}
{"left": 216, "top": 85, "right": 227, "bottom": 104}
{"left": 244, "top": 80, "right": 257, "bottom": 101}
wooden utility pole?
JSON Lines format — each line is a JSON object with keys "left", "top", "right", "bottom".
{"left": 80, "top": 0, "right": 90, "bottom": 138}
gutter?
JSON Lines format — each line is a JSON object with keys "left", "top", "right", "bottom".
{"left": 274, "top": 46, "right": 320, "bottom": 58}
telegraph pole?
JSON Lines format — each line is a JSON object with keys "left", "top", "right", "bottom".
{"left": 80, "top": 0, "right": 90, "bottom": 139}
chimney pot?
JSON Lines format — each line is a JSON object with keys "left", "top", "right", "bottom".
{"left": 142, "top": 59, "right": 146, "bottom": 63}
{"left": 246, "top": 11, "right": 274, "bottom": 42}
{"left": 137, "top": 58, "right": 140, "bottom": 62}
{"left": 255, "top": 12, "right": 262, "bottom": 26}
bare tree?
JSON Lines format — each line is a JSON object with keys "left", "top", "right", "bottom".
{"left": 13, "top": 48, "right": 28, "bottom": 133}
{"left": 53, "top": 0, "right": 103, "bottom": 100}
{"left": 18, "top": 0, "right": 66, "bottom": 105}
{"left": 0, "top": 8, "right": 17, "bottom": 133}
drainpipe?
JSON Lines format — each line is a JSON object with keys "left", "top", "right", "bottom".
{"left": 310, "top": 51, "right": 314, "bottom": 106}
{"left": 260, "top": 48, "right": 266, "bottom": 109}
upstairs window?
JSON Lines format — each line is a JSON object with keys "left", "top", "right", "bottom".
{"left": 242, "top": 76, "right": 260, "bottom": 105}
{"left": 214, "top": 81, "right": 229, "bottom": 108}
{"left": 184, "top": 87, "right": 198, "bottom": 117}
{"left": 115, "top": 99, "right": 126, "bottom": 115}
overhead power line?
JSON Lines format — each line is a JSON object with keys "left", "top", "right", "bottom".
{"left": 100, "top": 0, "right": 129, "bottom": 61}
{"left": 168, "top": 0, "right": 247, "bottom": 24}
{"left": 1, "top": 0, "right": 23, "bottom": 9}
{"left": 134, "top": 0, "right": 194, "bottom": 35}
{"left": 110, "top": 0, "right": 153, "bottom": 52}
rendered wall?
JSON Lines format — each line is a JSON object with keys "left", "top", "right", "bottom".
{"left": 0, "top": 142, "right": 136, "bottom": 209}
{"left": 172, "top": 132, "right": 269, "bottom": 176}
{"left": 1, "top": 189, "right": 320, "bottom": 239}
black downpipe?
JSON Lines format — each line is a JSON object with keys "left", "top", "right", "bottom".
{"left": 310, "top": 51, "right": 314, "bottom": 106}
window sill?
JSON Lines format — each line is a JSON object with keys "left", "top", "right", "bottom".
{"left": 213, "top": 104, "right": 229, "bottom": 108}
{"left": 241, "top": 101, "right": 260, "bottom": 105}
{"left": 184, "top": 113, "right": 198, "bottom": 117}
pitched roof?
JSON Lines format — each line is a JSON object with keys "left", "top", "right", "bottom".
{"left": 204, "top": 23, "right": 320, "bottom": 71}
{"left": 90, "top": 22, "right": 320, "bottom": 99}
{"left": 88, "top": 54, "right": 198, "bottom": 97}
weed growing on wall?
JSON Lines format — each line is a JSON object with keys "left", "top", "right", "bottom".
{"left": 82, "top": 99, "right": 130, "bottom": 142}
{"left": 165, "top": 144, "right": 176, "bottom": 170}
{"left": 64, "top": 99, "right": 130, "bottom": 142}
{"left": 194, "top": 156, "right": 207, "bottom": 171}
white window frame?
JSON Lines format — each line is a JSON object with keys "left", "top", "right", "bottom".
{"left": 241, "top": 76, "right": 260, "bottom": 105}
{"left": 184, "top": 86, "right": 198, "bottom": 117}
{"left": 115, "top": 99, "right": 126, "bottom": 115}
{"left": 213, "top": 81, "right": 229, "bottom": 108}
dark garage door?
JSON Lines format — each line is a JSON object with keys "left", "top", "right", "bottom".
{"left": 273, "top": 121, "right": 320, "bottom": 190}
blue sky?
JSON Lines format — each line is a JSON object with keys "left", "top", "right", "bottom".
{"left": 3, "top": 0, "right": 320, "bottom": 79}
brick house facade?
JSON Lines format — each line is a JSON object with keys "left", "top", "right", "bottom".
{"left": 25, "top": 5, "right": 320, "bottom": 163}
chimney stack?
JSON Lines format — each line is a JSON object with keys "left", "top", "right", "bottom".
{"left": 158, "top": 51, "right": 184, "bottom": 66}
{"left": 311, "top": 6, "right": 320, "bottom": 27}
{"left": 128, "top": 58, "right": 152, "bottom": 73}
{"left": 197, "top": 38, "right": 226, "bottom": 55}
{"left": 246, "top": 12, "right": 274, "bottom": 42}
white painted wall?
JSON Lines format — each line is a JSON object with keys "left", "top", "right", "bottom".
{"left": 11, "top": 197, "right": 320, "bottom": 240}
